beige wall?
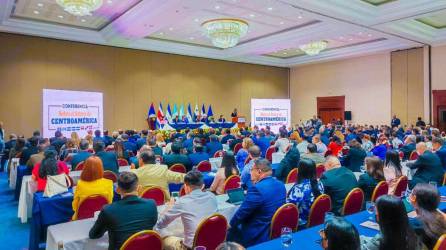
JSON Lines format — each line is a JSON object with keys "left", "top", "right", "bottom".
{"left": 0, "top": 33, "right": 289, "bottom": 136}
{"left": 432, "top": 44, "right": 446, "bottom": 91}
{"left": 290, "top": 53, "right": 391, "bottom": 125}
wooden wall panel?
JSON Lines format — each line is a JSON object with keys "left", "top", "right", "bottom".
{"left": 0, "top": 33, "right": 288, "bottom": 136}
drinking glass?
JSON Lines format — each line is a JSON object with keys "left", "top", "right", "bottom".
{"left": 429, "top": 181, "right": 438, "bottom": 188}
{"left": 324, "top": 212, "right": 334, "bottom": 223}
{"left": 366, "top": 201, "right": 375, "bottom": 221}
{"left": 281, "top": 227, "right": 293, "bottom": 248}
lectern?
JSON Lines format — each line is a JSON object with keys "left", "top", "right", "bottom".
{"left": 232, "top": 116, "right": 246, "bottom": 128}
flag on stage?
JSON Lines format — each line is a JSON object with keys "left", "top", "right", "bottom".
{"left": 148, "top": 103, "right": 156, "bottom": 118}
{"left": 173, "top": 104, "right": 178, "bottom": 117}
{"left": 187, "top": 103, "right": 193, "bottom": 122}
{"left": 147, "top": 103, "right": 156, "bottom": 130}
{"left": 156, "top": 102, "right": 165, "bottom": 128}
{"left": 207, "top": 104, "right": 213, "bottom": 118}
{"left": 179, "top": 104, "right": 184, "bottom": 118}
{"left": 201, "top": 104, "right": 206, "bottom": 115}
{"left": 194, "top": 104, "right": 199, "bottom": 120}
{"left": 166, "top": 103, "right": 172, "bottom": 123}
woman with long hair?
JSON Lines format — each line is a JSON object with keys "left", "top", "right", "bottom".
{"left": 361, "top": 195, "right": 422, "bottom": 250}
{"left": 358, "top": 156, "right": 385, "bottom": 201}
{"left": 72, "top": 156, "right": 113, "bottom": 220}
{"left": 383, "top": 150, "right": 403, "bottom": 195}
{"left": 410, "top": 183, "right": 446, "bottom": 249}
{"left": 31, "top": 150, "right": 69, "bottom": 192}
{"left": 59, "top": 139, "right": 79, "bottom": 161}
{"left": 70, "top": 132, "right": 80, "bottom": 148}
{"left": 287, "top": 158, "right": 324, "bottom": 226}
{"left": 210, "top": 153, "right": 239, "bottom": 195}
{"left": 320, "top": 217, "right": 360, "bottom": 250}
{"left": 235, "top": 137, "right": 254, "bottom": 171}
{"left": 113, "top": 138, "right": 129, "bottom": 161}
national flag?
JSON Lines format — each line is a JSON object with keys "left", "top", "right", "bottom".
{"left": 166, "top": 103, "right": 172, "bottom": 123}
{"left": 148, "top": 103, "right": 156, "bottom": 118}
{"left": 179, "top": 104, "right": 184, "bottom": 118}
{"left": 207, "top": 104, "right": 214, "bottom": 118}
{"left": 194, "top": 104, "right": 199, "bottom": 120}
{"left": 201, "top": 104, "right": 206, "bottom": 115}
{"left": 173, "top": 104, "right": 178, "bottom": 117}
{"left": 187, "top": 103, "right": 193, "bottom": 122}
{"left": 156, "top": 102, "right": 165, "bottom": 128}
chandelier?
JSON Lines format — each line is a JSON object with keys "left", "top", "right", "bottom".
{"left": 202, "top": 19, "right": 249, "bottom": 49}
{"left": 56, "top": 0, "right": 103, "bottom": 16}
{"left": 299, "top": 40, "right": 328, "bottom": 56}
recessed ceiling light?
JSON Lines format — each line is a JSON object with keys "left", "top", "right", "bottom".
{"left": 107, "top": 0, "right": 112, "bottom": 3}
{"left": 81, "top": 19, "right": 86, "bottom": 22}
{"left": 358, "top": 32, "right": 363, "bottom": 35}
{"left": 283, "top": 52, "right": 288, "bottom": 55}
{"left": 37, "top": 3, "right": 43, "bottom": 7}
{"left": 339, "top": 36, "right": 344, "bottom": 39}
{"left": 168, "top": 27, "right": 174, "bottom": 31}
{"left": 58, "top": 15, "right": 64, "bottom": 19}
{"left": 368, "top": 34, "right": 372, "bottom": 37}
{"left": 249, "top": 14, "right": 255, "bottom": 18}
{"left": 279, "top": 21, "right": 284, "bottom": 25}
{"left": 298, "top": 15, "right": 303, "bottom": 19}
{"left": 194, "top": 18, "right": 199, "bottom": 22}
{"left": 33, "top": 10, "right": 39, "bottom": 14}
{"left": 189, "top": 37, "right": 195, "bottom": 40}
{"left": 215, "top": 5, "right": 220, "bottom": 9}
{"left": 349, "top": 38, "right": 353, "bottom": 41}
{"left": 159, "top": 32, "right": 164, "bottom": 35}
{"left": 267, "top": 7, "right": 273, "bottom": 11}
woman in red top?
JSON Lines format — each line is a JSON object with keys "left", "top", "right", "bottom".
{"left": 32, "top": 150, "right": 70, "bottom": 192}
{"left": 327, "top": 136, "right": 343, "bottom": 157}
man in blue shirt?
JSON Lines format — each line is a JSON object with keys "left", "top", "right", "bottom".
{"left": 221, "top": 129, "right": 235, "bottom": 144}
{"left": 122, "top": 134, "right": 137, "bottom": 155}
{"left": 228, "top": 158, "right": 286, "bottom": 247}
{"left": 93, "top": 130, "right": 103, "bottom": 144}
{"left": 71, "top": 139, "right": 92, "bottom": 170}
{"left": 188, "top": 144, "right": 209, "bottom": 167}
{"left": 240, "top": 146, "right": 261, "bottom": 189}
{"left": 433, "top": 137, "right": 446, "bottom": 169}
{"left": 206, "top": 135, "right": 223, "bottom": 158}
{"left": 136, "top": 130, "right": 148, "bottom": 150}
{"left": 252, "top": 132, "right": 270, "bottom": 157}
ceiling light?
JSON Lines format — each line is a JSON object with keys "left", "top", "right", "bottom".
{"left": 299, "top": 40, "right": 328, "bottom": 56}
{"left": 267, "top": 7, "right": 273, "bottom": 11}
{"left": 107, "top": 0, "right": 112, "bottom": 3}
{"left": 358, "top": 32, "right": 363, "bottom": 35}
{"left": 298, "top": 15, "right": 303, "bottom": 19}
{"left": 279, "top": 21, "right": 284, "bottom": 25}
{"left": 368, "top": 34, "right": 372, "bottom": 37}
{"left": 33, "top": 10, "right": 40, "bottom": 14}
{"left": 56, "top": 0, "right": 103, "bottom": 16}
{"left": 215, "top": 5, "right": 220, "bottom": 9}
{"left": 81, "top": 19, "right": 86, "bottom": 22}
{"left": 37, "top": 3, "right": 44, "bottom": 7}
{"left": 168, "top": 27, "right": 174, "bottom": 31}
{"left": 202, "top": 18, "right": 249, "bottom": 49}
{"left": 159, "top": 32, "right": 164, "bottom": 35}
{"left": 194, "top": 18, "right": 199, "bottom": 22}
{"left": 190, "top": 37, "right": 195, "bottom": 40}
{"left": 58, "top": 15, "right": 64, "bottom": 19}
{"left": 339, "top": 36, "right": 344, "bottom": 39}
{"left": 249, "top": 14, "right": 255, "bottom": 18}
{"left": 283, "top": 52, "right": 287, "bottom": 55}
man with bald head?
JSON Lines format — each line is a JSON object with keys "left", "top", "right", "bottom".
{"left": 320, "top": 156, "right": 358, "bottom": 215}
{"left": 400, "top": 135, "right": 417, "bottom": 161}
{"left": 408, "top": 142, "right": 444, "bottom": 189}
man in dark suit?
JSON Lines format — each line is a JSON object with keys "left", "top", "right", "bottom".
{"left": 220, "top": 128, "right": 235, "bottom": 144}
{"left": 93, "top": 130, "right": 103, "bottom": 144}
{"left": 19, "top": 136, "right": 39, "bottom": 165}
{"left": 433, "top": 137, "right": 446, "bottom": 170}
{"left": 94, "top": 141, "right": 119, "bottom": 174}
{"left": 275, "top": 142, "right": 300, "bottom": 182}
{"left": 163, "top": 142, "right": 192, "bottom": 171}
{"left": 218, "top": 115, "right": 226, "bottom": 123}
{"left": 71, "top": 139, "right": 92, "bottom": 170}
{"left": 400, "top": 135, "right": 417, "bottom": 161}
{"left": 136, "top": 130, "right": 148, "bottom": 150}
{"left": 391, "top": 115, "right": 401, "bottom": 128}
{"left": 228, "top": 159, "right": 286, "bottom": 247}
{"left": 320, "top": 156, "right": 358, "bottom": 215}
{"left": 416, "top": 117, "right": 426, "bottom": 128}
{"left": 121, "top": 134, "right": 137, "bottom": 155}
{"left": 252, "top": 132, "right": 270, "bottom": 158}
{"left": 408, "top": 142, "right": 445, "bottom": 189}
{"left": 188, "top": 144, "right": 209, "bottom": 167}
{"left": 50, "top": 131, "right": 66, "bottom": 153}
{"left": 172, "top": 116, "right": 180, "bottom": 124}
{"left": 206, "top": 135, "right": 223, "bottom": 158}
{"left": 89, "top": 172, "right": 158, "bottom": 250}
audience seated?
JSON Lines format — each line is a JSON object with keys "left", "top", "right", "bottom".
{"left": 361, "top": 195, "right": 423, "bottom": 250}
{"left": 409, "top": 183, "right": 446, "bottom": 249}
{"left": 121, "top": 134, "right": 137, "bottom": 155}
{"left": 327, "top": 136, "right": 343, "bottom": 156}
{"left": 148, "top": 138, "right": 163, "bottom": 156}
{"left": 274, "top": 130, "right": 290, "bottom": 154}
{"left": 361, "top": 134, "right": 374, "bottom": 152}
{"left": 210, "top": 153, "right": 239, "bottom": 195}
{"left": 58, "top": 139, "right": 79, "bottom": 162}
{"left": 408, "top": 142, "right": 444, "bottom": 189}
{"left": 155, "top": 171, "right": 218, "bottom": 250}
{"left": 312, "top": 134, "right": 327, "bottom": 155}
{"left": 89, "top": 171, "right": 158, "bottom": 250}
{"left": 26, "top": 143, "right": 47, "bottom": 169}
{"left": 240, "top": 146, "right": 261, "bottom": 189}
{"left": 206, "top": 135, "right": 223, "bottom": 158}
{"left": 94, "top": 141, "right": 119, "bottom": 175}
{"left": 275, "top": 142, "right": 301, "bottom": 182}
{"left": 236, "top": 138, "right": 254, "bottom": 171}
{"left": 383, "top": 150, "right": 403, "bottom": 195}
{"left": 296, "top": 135, "right": 309, "bottom": 155}
{"left": 358, "top": 157, "right": 385, "bottom": 201}
{"left": 20, "top": 136, "right": 39, "bottom": 165}
{"left": 221, "top": 129, "right": 236, "bottom": 145}
{"left": 287, "top": 158, "right": 324, "bottom": 226}
{"left": 319, "top": 217, "right": 360, "bottom": 250}
{"left": 136, "top": 130, "right": 148, "bottom": 150}
{"left": 252, "top": 132, "right": 270, "bottom": 158}
{"left": 71, "top": 139, "right": 93, "bottom": 171}
{"left": 72, "top": 156, "right": 113, "bottom": 220}
{"left": 344, "top": 139, "right": 367, "bottom": 172}
{"left": 300, "top": 143, "right": 325, "bottom": 165}
{"left": 50, "top": 130, "right": 67, "bottom": 153}
{"left": 320, "top": 156, "right": 358, "bottom": 215}
{"left": 164, "top": 142, "right": 192, "bottom": 171}
{"left": 400, "top": 135, "right": 417, "bottom": 161}
{"left": 433, "top": 137, "right": 446, "bottom": 169}
{"left": 188, "top": 144, "right": 209, "bottom": 167}
{"left": 371, "top": 136, "right": 387, "bottom": 161}
{"left": 132, "top": 150, "right": 184, "bottom": 199}
{"left": 31, "top": 150, "right": 70, "bottom": 192}
{"left": 228, "top": 159, "right": 286, "bottom": 247}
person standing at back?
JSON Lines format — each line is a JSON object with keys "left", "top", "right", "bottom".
{"left": 89, "top": 172, "right": 158, "bottom": 250}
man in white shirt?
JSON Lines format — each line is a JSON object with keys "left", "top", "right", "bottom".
{"left": 312, "top": 134, "right": 327, "bottom": 155}
{"left": 155, "top": 171, "right": 218, "bottom": 250}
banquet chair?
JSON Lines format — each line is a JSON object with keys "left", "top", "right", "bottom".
{"left": 265, "top": 146, "right": 276, "bottom": 162}
{"left": 87, "top": 148, "right": 95, "bottom": 153}
{"left": 342, "top": 188, "right": 364, "bottom": 216}
{"left": 307, "top": 194, "right": 331, "bottom": 228}
{"left": 399, "top": 151, "right": 404, "bottom": 160}
{"left": 270, "top": 140, "right": 276, "bottom": 146}
{"left": 213, "top": 150, "right": 225, "bottom": 158}
{"left": 179, "top": 185, "right": 186, "bottom": 197}
{"left": 75, "top": 161, "right": 85, "bottom": 171}
{"left": 371, "top": 181, "right": 389, "bottom": 202}
{"left": 223, "top": 175, "right": 241, "bottom": 193}
{"left": 285, "top": 144, "right": 292, "bottom": 152}
{"left": 409, "top": 151, "right": 419, "bottom": 161}
{"left": 197, "top": 161, "right": 212, "bottom": 172}
{"left": 270, "top": 203, "right": 299, "bottom": 239}
{"left": 193, "top": 214, "right": 228, "bottom": 250}
{"left": 393, "top": 176, "right": 408, "bottom": 197}
{"left": 285, "top": 168, "right": 298, "bottom": 184}
{"left": 434, "top": 234, "right": 446, "bottom": 250}
{"left": 118, "top": 158, "right": 129, "bottom": 167}
{"left": 233, "top": 143, "right": 242, "bottom": 154}
{"left": 120, "top": 230, "right": 162, "bottom": 250}
{"left": 316, "top": 164, "right": 326, "bottom": 179}
{"left": 103, "top": 170, "right": 118, "bottom": 183}
{"left": 64, "top": 154, "right": 73, "bottom": 163}
{"left": 66, "top": 175, "right": 75, "bottom": 187}
{"left": 169, "top": 164, "right": 186, "bottom": 173}
{"left": 244, "top": 156, "right": 252, "bottom": 165}
{"left": 140, "top": 186, "right": 166, "bottom": 206}
{"left": 75, "top": 195, "right": 109, "bottom": 220}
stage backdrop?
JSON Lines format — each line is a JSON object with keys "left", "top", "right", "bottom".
{"left": 42, "top": 89, "right": 103, "bottom": 138}
{"left": 251, "top": 99, "right": 291, "bottom": 133}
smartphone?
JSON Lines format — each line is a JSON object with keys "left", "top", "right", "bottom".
{"left": 172, "top": 191, "right": 179, "bottom": 201}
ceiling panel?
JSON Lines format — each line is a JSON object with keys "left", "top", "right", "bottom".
{"left": 360, "top": 0, "right": 398, "bottom": 6}
{"left": 417, "top": 11, "right": 446, "bottom": 29}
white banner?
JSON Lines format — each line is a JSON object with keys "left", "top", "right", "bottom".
{"left": 43, "top": 89, "right": 103, "bottom": 138}
{"left": 251, "top": 99, "right": 291, "bottom": 133}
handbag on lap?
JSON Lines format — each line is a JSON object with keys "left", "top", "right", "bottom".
{"left": 43, "top": 174, "right": 71, "bottom": 198}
